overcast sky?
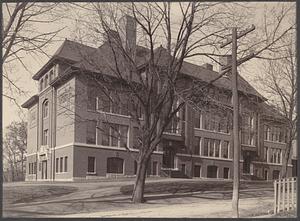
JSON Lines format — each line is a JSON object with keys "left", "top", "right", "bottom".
{"left": 3, "top": 2, "right": 295, "bottom": 132}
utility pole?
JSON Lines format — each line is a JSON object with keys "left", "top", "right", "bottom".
{"left": 220, "top": 25, "right": 255, "bottom": 218}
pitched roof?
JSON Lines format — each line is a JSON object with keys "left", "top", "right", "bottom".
{"left": 32, "top": 39, "right": 96, "bottom": 80}
{"left": 259, "top": 102, "right": 286, "bottom": 121}
{"left": 32, "top": 39, "right": 265, "bottom": 100}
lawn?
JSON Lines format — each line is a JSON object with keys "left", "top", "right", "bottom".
{"left": 120, "top": 179, "right": 273, "bottom": 195}
{"left": 3, "top": 185, "right": 78, "bottom": 205}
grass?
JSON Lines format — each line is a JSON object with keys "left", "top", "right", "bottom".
{"left": 3, "top": 185, "right": 78, "bottom": 205}
{"left": 120, "top": 179, "right": 273, "bottom": 195}
{"left": 272, "top": 209, "right": 297, "bottom": 218}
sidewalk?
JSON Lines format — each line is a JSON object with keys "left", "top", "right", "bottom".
{"left": 58, "top": 195, "right": 273, "bottom": 218}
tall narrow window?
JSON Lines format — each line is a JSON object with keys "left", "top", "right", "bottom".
{"left": 86, "top": 120, "right": 97, "bottom": 144}
{"left": 87, "top": 86, "right": 96, "bottom": 110}
{"left": 42, "top": 129, "right": 48, "bottom": 145}
{"left": 64, "top": 156, "right": 68, "bottom": 172}
{"left": 40, "top": 78, "right": 44, "bottom": 91}
{"left": 42, "top": 100, "right": 49, "bottom": 118}
{"left": 119, "top": 125, "right": 129, "bottom": 147}
{"left": 49, "top": 70, "right": 54, "bottom": 82}
{"left": 56, "top": 158, "right": 59, "bottom": 173}
{"left": 222, "top": 141, "right": 229, "bottom": 158}
{"left": 60, "top": 157, "right": 63, "bottom": 172}
{"left": 215, "top": 140, "right": 220, "bottom": 157}
{"left": 203, "top": 138, "right": 209, "bottom": 156}
{"left": 101, "top": 123, "right": 110, "bottom": 146}
{"left": 193, "top": 137, "right": 200, "bottom": 155}
{"left": 88, "top": 156, "right": 96, "bottom": 173}
{"left": 194, "top": 112, "right": 200, "bottom": 129}
{"left": 44, "top": 75, "right": 48, "bottom": 88}
{"left": 133, "top": 127, "right": 140, "bottom": 149}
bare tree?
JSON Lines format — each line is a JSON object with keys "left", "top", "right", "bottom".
{"left": 256, "top": 32, "right": 296, "bottom": 178}
{"left": 3, "top": 121, "right": 27, "bottom": 182}
{"left": 2, "top": 2, "right": 66, "bottom": 105}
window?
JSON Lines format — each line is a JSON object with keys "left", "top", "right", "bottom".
{"left": 101, "top": 123, "right": 129, "bottom": 148}
{"left": 264, "top": 125, "right": 270, "bottom": 140}
{"left": 224, "top": 168, "right": 229, "bottom": 179}
{"left": 193, "top": 137, "right": 201, "bottom": 155}
{"left": 64, "top": 156, "right": 68, "bottom": 172}
{"left": 207, "top": 165, "right": 218, "bottom": 178}
{"left": 88, "top": 156, "right": 96, "bottom": 173}
{"left": 34, "top": 162, "right": 37, "bottom": 174}
{"left": 120, "top": 125, "right": 128, "bottom": 147}
{"left": 44, "top": 75, "right": 48, "bottom": 88}
{"left": 107, "top": 157, "right": 123, "bottom": 174}
{"left": 101, "top": 123, "right": 110, "bottom": 146}
{"left": 194, "top": 111, "right": 200, "bottom": 129}
{"left": 134, "top": 161, "right": 137, "bottom": 175}
{"left": 87, "top": 84, "right": 97, "bottom": 111}
{"left": 42, "top": 129, "right": 48, "bottom": 145}
{"left": 60, "top": 157, "right": 63, "bottom": 172}
{"left": 42, "top": 100, "right": 49, "bottom": 118}
{"left": 56, "top": 158, "right": 59, "bottom": 173}
{"left": 49, "top": 70, "right": 54, "bottom": 82}
{"left": 203, "top": 138, "right": 209, "bottom": 156}
{"left": 215, "top": 140, "right": 220, "bottom": 158}
{"left": 40, "top": 78, "right": 44, "bottom": 91}
{"left": 264, "top": 147, "right": 268, "bottom": 162}
{"left": 222, "top": 141, "right": 229, "bottom": 158}
{"left": 86, "top": 120, "right": 97, "bottom": 144}
{"left": 133, "top": 127, "right": 140, "bottom": 149}
{"left": 97, "top": 93, "right": 111, "bottom": 112}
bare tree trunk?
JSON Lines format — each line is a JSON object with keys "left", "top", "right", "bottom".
{"left": 132, "top": 155, "right": 150, "bottom": 203}
{"left": 281, "top": 137, "right": 292, "bottom": 178}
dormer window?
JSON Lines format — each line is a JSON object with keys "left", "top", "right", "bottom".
{"left": 43, "top": 100, "right": 49, "bottom": 118}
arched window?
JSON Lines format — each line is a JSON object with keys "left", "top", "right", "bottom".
{"left": 107, "top": 157, "right": 124, "bottom": 174}
{"left": 42, "top": 100, "right": 49, "bottom": 118}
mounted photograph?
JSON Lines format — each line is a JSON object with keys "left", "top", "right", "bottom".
{"left": 2, "top": 1, "right": 297, "bottom": 218}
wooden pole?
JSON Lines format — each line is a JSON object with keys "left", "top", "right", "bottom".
{"left": 274, "top": 180, "right": 277, "bottom": 214}
{"left": 278, "top": 179, "right": 281, "bottom": 212}
{"left": 291, "top": 177, "right": 295, "bottom": 209}
{"left": 287, "top": 178, "right": 290, "bottom": 211}
{"left": 231, "top": 27, "right": 240, "bottom": 218}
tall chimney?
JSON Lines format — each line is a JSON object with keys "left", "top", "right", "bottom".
{"left": 219, "top": 55, "right": 232, "bottom": 72}
{"left": 119, "top": 15, "right": 137, "bottom": 59}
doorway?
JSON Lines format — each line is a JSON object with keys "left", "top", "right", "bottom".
{"left": 41, "top": 160, "right": 47, "bottom": 179}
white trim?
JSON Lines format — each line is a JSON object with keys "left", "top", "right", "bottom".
{"left": 241, "top": 143, "right": 256, "bottom": 148}
{"left": 194, "top": 128, "right": 231, "bottom": 136}
{"left": 51, "top": 143, "right": 74, "bottom": 150}
{"left": 252, "top": 161, "right": 292, "bottom": 166}
{"left": 25, "top": 152, "right": 37, "bottom": 157}
{"left": 176, "top": 153, "right": 233, "bottom": 161}
{"left": 73, "top": 142, "right": 164, "bottom": 154}
{"left": 163, "top": 132, "right": 181, "bottom": 136}
{"left": 264, "top": 139, "right": 287, "bottom": 145}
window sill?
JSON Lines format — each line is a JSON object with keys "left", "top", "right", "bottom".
{"left": 87, "top": 172, "right": 96, "bottom": 175}
{"left": 194, "top": 128, "right": 230, "bottom": 135}
{"left": 56, "top": 172, "right": 68, "bottom": 174}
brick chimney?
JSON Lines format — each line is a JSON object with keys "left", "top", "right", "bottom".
{"left": 219, "top": 55, "right": 232, "bottom": 72}
{"left": 202, "top": 63, "right": 213, "bottom": 71}
{"left": 119, "top": 15, "right": 137, "bottom": 59}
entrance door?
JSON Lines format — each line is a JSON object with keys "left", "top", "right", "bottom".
{"left": 243, "top": 157, "right": 251, "bottom": 174}
{"left": 181, "top": 164, "right": 186, "bottom": 174}
{"left": 163, "top": 147, "right": 175, "bottom": 168}
{"left": 41, "top": 160, "right": 47, "bottom": 179}
{"left": 194, "top": 165, "right": 201, "bottom": 177}
{"left": 152, "top": 161, "right": 158, "bottom": 175}
{"left": 223, "top": 167, "right": 229, "bottom": 179}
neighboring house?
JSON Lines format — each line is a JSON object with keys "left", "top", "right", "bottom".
{"left": 22, "top": 16, "right": 293, "bottom": 181}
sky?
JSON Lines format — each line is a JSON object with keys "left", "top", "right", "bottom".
{"left": 2, "top": 2, "right": 295, "bottom": 133}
